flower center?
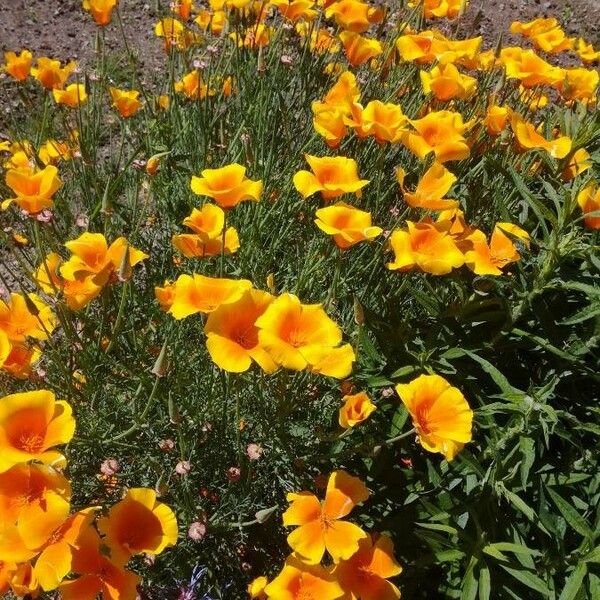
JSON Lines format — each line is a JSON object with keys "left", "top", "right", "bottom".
{"left": 17, "top": 431, "right": 45, "bottom": 453}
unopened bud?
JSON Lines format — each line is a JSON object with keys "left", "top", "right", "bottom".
{"left": 151, "top": 340, "right": 169, "bottom": 378}
{"left": 117, "top": 244, "right": 132, "bottom": 282}
{"left": 255, "top": 505, "right": 277, "bottom": 524}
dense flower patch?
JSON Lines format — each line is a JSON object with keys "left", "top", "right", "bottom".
{"left": 0, "top": 0, "right": 599, "bottom": 598}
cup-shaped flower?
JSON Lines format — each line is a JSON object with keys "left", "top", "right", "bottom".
{"left": 345, "top": 101, "right": 407, "bottom": 143}
{"left": 30, "top": 58, "right": 76, "bottom": 90}
{"left": 182, "top": 204, "right": 226, "bottom": 239}
{"left": 397, "top": 162, "right": 458, "bottom": 211}
{"left": 325, "top": 0, "right": 381, "bottom": 33}
{"left": 396, "top": 374, "right": 473, "bottom": 460}
{"left": 204, "top": 289, "right": 277, "bottom": 373}
{"left": 0, "top": 390, "right": 75, "bottom": 473}
{"left": 191, "top": 164, "right": 263, "bottom": 209}
{"left": 1, "top": 342, "right": 42, "bottom": 380}
{"left": 312, "top": 102, "right": 348, "bottom": 148}
{"left": 510, "top": 114, "right": 572, "bottom": 159}
{"left": 334, "top": 534, "right": 402, "bottom": 600}
{"left": 264, "top": 556, "right": 344, "bottom": 600}
{"left": 464, "top": 223, "right": 529, "bottom": 276}
{"left": 60, "top": 233, "right": 148, "bottom": 286}
{"left": 420, "top": 63, "right": 477, "bottom": 101}
{"left": 52, "top": 84, "right": 87, "bottom": 108}
{"left": 168, "top": 274, "right": 253, "bottom": 319}
{"left": 401, "top": 111, "right": 471, "bottom": 163}
{"left": 322, "top": 70, "right": 361, "bottom": 113}
{"left": 294, "top": 155, "right": 369, "bottom": 200}
{"left": 577, "top": 183, "right": 600, "bottom": 229}
{"left": 33, "top": 508, "right": 98, "bottom": 591}
{"left": 556, "top": 67, "right": 599, "bottom": 102}
{"left": 109, "top": 87, "right": 142, "bottom": 118}
{"left": 82, "top": 0, "right": 118, "bottom": 26}
{"left": 484, "top": 105, "right": 511, "bottom": 136}
{"left": 172, "top": 230, "right": 240, "bottom": 258}
{"left": 339, "top": 31, "right": 382, "bottom": 67}
{"left": 59, "top": 526, "right": 141, "bottom": 600}
{"left": 414, "top": 0, "right": 465, "bottom": 19}
{"left": 271, "top": 0, "right": 318, "bottom": 21}
{"left": 339, "top": 391, "right": 377, "bottom": 428}
{"left": 0, "top": 464, "right": 71, "bottom": 558}
{"left": 531, "top": 27, "right": 574, "bottom": 54}
{"left": 0, "top": 292, "right": 56, "bottom": 342}
{"left": 3, "top": 50, "right": 32, "bottom": 81}
{"left": 3, "top": 165, "right": 62, "bottom": 214}
{"left": 314, "top": 202, "right": 382, "bottom": 249}
{"left": 155, "top": 280, "right": 176, "bottom": 312}
{"left": 387, "top": 220, "right": 464, "bottom": 275}
{"left": 282, "top": 470, "right": 369, "bottom": 563}
{"left": 500, "top": 48, "right": 563, "bottom": 88}
{"left": 255, "top": 293, "right": 354, "bottom": 377}
{"left": 98, "top": 488, "right": 178, "bottom": 564}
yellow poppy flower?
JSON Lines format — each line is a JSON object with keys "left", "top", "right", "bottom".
{"left": 168, "top": 274, "right": 253, "bottom": 319}
{"left": 577, "top": 183, "right": 600, "bottom": 229}
{"left": 420, "top": 63, "right": 477, "bottom": 101}
{"left": 387, "top": 220, "right": 464, "bottom": 275}
{"left": 0, "top": 292, "right": 56, "bottom": 342}
{"left": 339, "top": 391, "right": 376, "bottom": 428}
{"left": 3, "top": 50, "right": 32, "bottom": 81}
{"left": 314, "top": 202, "right": 382, "bottom": 249}
{"left": 396, "top": 374, "right": 473, "bottom": 460}
{"left": 52, "top": 83, "right": 88, "bottom": 108}
{"left": 30, "top": 57, "right": 76, "bottom": 90}
{"left": 293, "top": 155, "right": 369, "bottom": 200}
{"left": 396, "top": 162, "right": 458, "bottom": 211}
{"left": 82, "top": 0, "right": 119, "bottom": 25}
{"left": 191, "top": 164, "right": 263, "bottom": 209}
{"left": 0, "top": 390, "right": 75, "bottom": 473}
{"left": 109, "top": 87, "right": 142, "bottom": 118}
{"left": 204, "top": 289, "right": 277, "bottom": 373}
{"left": 2, "top": 165, "right": 62, "bottom": 214}
{"left": 282, "top": 470, "right": 369, "bottom": 563}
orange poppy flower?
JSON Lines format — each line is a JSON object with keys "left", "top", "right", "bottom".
{"left": 172, "top": 0, "right": 194, "bottom": 20}
{"left": 264, "top": 556, "right": 344, "bottom": 600}
{"left": 3, "top": 50, "right": 32, "bottom": 81}
{"left": 0, "top": 292, "right": 56, "bottom": 343}
{"left": 344, "top": 101, "right": 407, "bottom": 143}
{"left": 464, "top": 223, "right": 529, "bottom": 276}
{"left": 401, "top": 110, "right": 471, "bottom": 163}
{"left": 8, "top": 562, "right": 39, "bottom": 598}
{"left": 98, "top": 487, "right": 178, "bottom": 564}
{"left": 294, "top": 155, "right": 369, "bottom": 200}
{"left": 499, "top": 47, "right": 563, "bottom": 88}
{"left": 396, "top": 374, "right": 473, "bottom": 460}
{"left": 248, "top": 575, "right": 268, "bottom": 598}
{"left": 191, "top": 164, "right": 263, "bottom": 209}
{"left": 396, "top": 30, "right": 481, "bottom": 66}
{"left": 314, "top": 202, "right": 382, "bottom": 249}
{"left": 155, "top": 280, "right": 176, "bottom": 312}
{"left": 60, "top": 232, "right": 148, "bottom": 286}
{"left": 59, "top": 526, "right": 141, "bottom": 600}
{"left": 339, "top": 31, "right": 382, "bottom": 67}
{"left": 387, "top": 220, "right": 464, "bottom": 275}
{"left": 34, "top": 508, "right": 98, "bottom": 591}
{"left": 271, "top": 0, "right": 318, "bottom": 21}
{"left": 510, "top": 17, "right": 558, "bottom": 38}
{"left": 420, "top": 63, "right": 477, "bottom": 101}
{"left": 396, "top": 162, "right": 458, "bottom": 211}
{"left": 109, "top": 87, "right": 142, "bottom": 118}
{"left": 255, "top": 293, "right": 355, "bottom": 377}
{"left": 484, "top": 105, "right": 511, "bottom": 136}
{"left": 335, "top": 534, "right": 402, "bottom": 600}
{"left": 82, "top": 0, "right": 119, "bottom": 25}
{"left": 577, "top": 183, "right": 600, "bottom": 229}
{"left": 0, "top": 464, "right": 71, "bottom": 558}
{"left": 531, "top": 27, "right": 574, "bottom": 54}
{"left": 1, "top": 342, "right": 42, "bottom": 380}
{"left": 30, "top": 57, "right": 76, "bottom": 90}
{"left": 312, "top": 102, "right": 349, "bottom": 148}
{"left": 172, "top": 204, "right": 240, "bottom": 258}
{"left": 0, "top": 390, "right": 75, "bottom": 473}
{"left": 154, "top": 17, "right": 197, "bottom": 51}
{"left": 168, "top": 274, "right": 253, "bottom": 319}
{"left": 561, "top": 148, "right": 591, "bottom": 182}
{"left": 282, "top": 470, "right": 369, "bottom": 563}
{"left": 510, "top": 114, "right": 572, "bottom": 159}
{"left": 411, "top": 0, "right": 465, "bottom": 19}
{"left": 555, "top": 67, "right": 599, "bottom": 102}
{"left": 323, "top": 70, "right": 361, "bottom": 113}
{"left": 0, "top": 560, "right": 16, "bottom": 595}
{"left": 325, "top": 0, "right": 382, "bottom": 33}
{"left": 339, "top": 391, "right": 376, "bottom": 428}
{"left": 52, "top": 83, "right": 88, "bottom": 108}
{"left": 2, "top": 165, "right": 62, "bottom": 213}
{"left": 575, "top": 38, "right": 600, "bottom": 63}
{"left": 38, "top": 138, "right": 75, "bottom": 165}
{"left": 204, "top": 289, "right": 277, "bottom": 373}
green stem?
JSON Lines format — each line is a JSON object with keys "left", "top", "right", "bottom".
{"left": 104, "top": 281, "right": 129, "bottom": 354}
